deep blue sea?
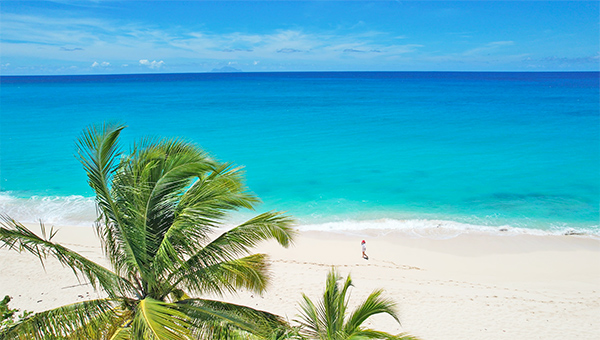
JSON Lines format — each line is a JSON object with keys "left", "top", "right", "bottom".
{"left": 1, "top": 72, "right": 598, "bottom": 236}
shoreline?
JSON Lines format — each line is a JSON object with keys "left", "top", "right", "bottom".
{"left": 1, "top": 194, "right": 598, "bottom": 238}
{"left": 0, "top": 223, "right": 598, "bottom": 339}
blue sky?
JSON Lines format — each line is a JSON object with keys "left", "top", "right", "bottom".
{"left": 1, "top": 1, "right": 598, "bottom": 75}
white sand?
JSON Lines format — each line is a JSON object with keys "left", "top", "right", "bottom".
{"left": 1, "top": 224, "right": 599, "bottom": 339}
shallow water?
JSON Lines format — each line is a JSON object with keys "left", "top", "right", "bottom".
{"left": 1, "top": 72, "right": 598, "bottom": 235}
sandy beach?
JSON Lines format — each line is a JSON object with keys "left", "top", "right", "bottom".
{"left": 1, "top": 223, "right": 598, "bottom": 340}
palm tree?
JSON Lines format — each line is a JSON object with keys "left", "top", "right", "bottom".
{"left": 0, "top": 123, "right": 296, "bottom": 339}
{"left": 296, "top": 268, "right": 418, "bottom": 340}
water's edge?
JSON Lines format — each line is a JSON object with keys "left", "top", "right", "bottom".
{"left": 2, "top": 193, "right": 597, "bottom": 239}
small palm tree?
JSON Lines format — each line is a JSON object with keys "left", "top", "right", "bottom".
{"left": 296, "top": 268, "right": 418, "bottom": 340}
{"left": 0, "top": 123, "right": 296, "bottom": 339}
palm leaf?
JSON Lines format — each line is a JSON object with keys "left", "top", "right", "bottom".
{"left": 296, "top": 293, "right": 322, "bottom": 339}
{"left": 344, "top": 289, "right": 399, "bottom": 335}
{"left": 0, "top": 298, "right": 116, "bottom": 340}
{"left": 319, "top": 269, "right": 349, "bottom": 339}
{"left": 190, "top": 211, "right": 295, "bottom": 266}
{"left": 166, "top": 253, "right": 271, "bottom": 298}
{"left": 297, "top": 268, "right": 419, "bottom": 340}
{"left": 107, "top": 326, "right": 132, "bottom": 340}
{"left": 0, "top": 216, "right": 135, "bottom": 298}
{"left": 162, "top": 212, "right": 294, "bottom": 296}
{"left": 131, "top": 298, "right": 192, "bottom": 340}
{"left": 177, "top": 298, "right": 286, "bottom": 338}
{"left": 124, "top": 139, "right": 214, "bottom": 256}
{"left": 176, "top": 163, "right": 260, "bottom": 221}
{"left": 165, "top": 163, "right": 262, "bottom": 257}
{"left": 108, "top": 139, "right": 215, "bottom": 295}
{"left": 76, "top": 123, "right": 146, "bottom": 282}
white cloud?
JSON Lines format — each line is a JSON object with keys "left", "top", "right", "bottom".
{"left": 1, "top": 12, "right": 423, "bottom": 71}
{"left": 91, "top": 61, "right": 110, "bottom": 67}
{"left": 1, "top": 12, "right": 418, "bottom": 61}
{"left": 139, "top": 59, "right": 165, "bottom": 69}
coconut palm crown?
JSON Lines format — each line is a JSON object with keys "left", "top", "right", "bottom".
{"left": 0, "top": 123, "right": 296, "bottom": 339}
{"left": 296, "top": 268, "right": 418, "bottom": 340}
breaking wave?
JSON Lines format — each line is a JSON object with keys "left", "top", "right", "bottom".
{"left": 0, "top": 193, "right": 97, "bottom": 227}
{"left": 1, "top": 193, "right": 597, "bottom": 239}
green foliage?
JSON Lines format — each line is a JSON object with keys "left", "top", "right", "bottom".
{"left": 0, "top": 296, "right": 16, "bottom": 329}
{"left": 0, "top": 296, "right": 31, "bottom": 331}
{"left": 296, "top": 268, "right": 419, "bottom": 340}
{"left": 0, "top": 123, "right": 296, "bottom": 339}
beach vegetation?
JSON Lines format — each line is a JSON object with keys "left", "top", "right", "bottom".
{"left": 0, "top": 123, "right": 296, "bottom": 339}
{"left": 296, "top": 268, "right": 418, "bottom": 340}
{"left": 0, "top": 296, "right": 31, "bottom": 331}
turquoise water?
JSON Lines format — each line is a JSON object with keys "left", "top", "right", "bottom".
{"left": 1, "top": 72, "right": 598, "bottom": 234}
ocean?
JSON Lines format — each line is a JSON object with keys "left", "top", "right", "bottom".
{"left": 1, "top": 72, "right": 598, "bottom": 236}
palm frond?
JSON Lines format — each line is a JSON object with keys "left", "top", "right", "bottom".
{"left": 344, "top": 289, "right": 400, "bottom": 335}
{"left": 127, "top": 140, "right": 217, "bottom": 292}
{"left": 165, "top": 253, "right": 270, "bottom": 298}
{"left": 107, "top": 139, "right": 213, "bottom": 294}
{"left": 107, "top": 326, "right": 132, "bottom": 340}
{"left": 0, "top": 298, "right": 116, "bottom": 340}
{"left": 177, "top": 298, "right": 286, "bottom": 338}
{"left": 189, "top": 212, "right": 295, "bottom": 266}
{"left": 165, "top": 163, "right": 262, "bottom": 257}
{"left": 131, "top": 298, "right": 192, "bottom": 340}
{"left": 0, "top": 216, "right": 135, "bottom": 297}
{"left": 162, "top": 211, "right": 294, "bottom": 297}
{"left": 297, "top": 268, "right": 416, "bottom": 340}
{"left": 296, "top": 293, "right": 323, "bottom": 339}
{"left": 125, "top": 139, "right": 214, "bottom": 255}
{"left": 322, "top": 269, "right": 348, "bottom": 338}
{"left": 64, "top": 309, "right": 127, "bottom": 340}
{"left": 76, "top": 123, "right": 145, "bottom": 282}
{"left": 177, "top": 162, "right": 260, "bottom": 219}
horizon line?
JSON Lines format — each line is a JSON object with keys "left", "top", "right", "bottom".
{"left": 2, "top": 70, "right": 599, "bottom": 78}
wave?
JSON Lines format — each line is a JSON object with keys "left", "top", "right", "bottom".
{"left": 298, "top": 218, "right": 600, "bottom": 239}
{"left": 1, "top": 193, "right": 597, "bottom": 239}
{"left": 0, "top": 193, "right": 97, "bottom": 227}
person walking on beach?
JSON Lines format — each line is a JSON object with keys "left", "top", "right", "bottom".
{"left": 361, "top": 240, "right": 369, "bottom": 260}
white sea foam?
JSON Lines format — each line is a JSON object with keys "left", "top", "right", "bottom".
{"left": 0, "top": 193, "right": 97, "bottom": 227}
{"left": 0, "top": 193, "right": 597, "bottom": 239}
{"left": 298, "top": 218, "right": 600, "bottom": 239}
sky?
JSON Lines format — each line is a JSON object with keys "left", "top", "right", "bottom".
{"left": 1, "top": 1, "right": 598, "bottom": 75}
